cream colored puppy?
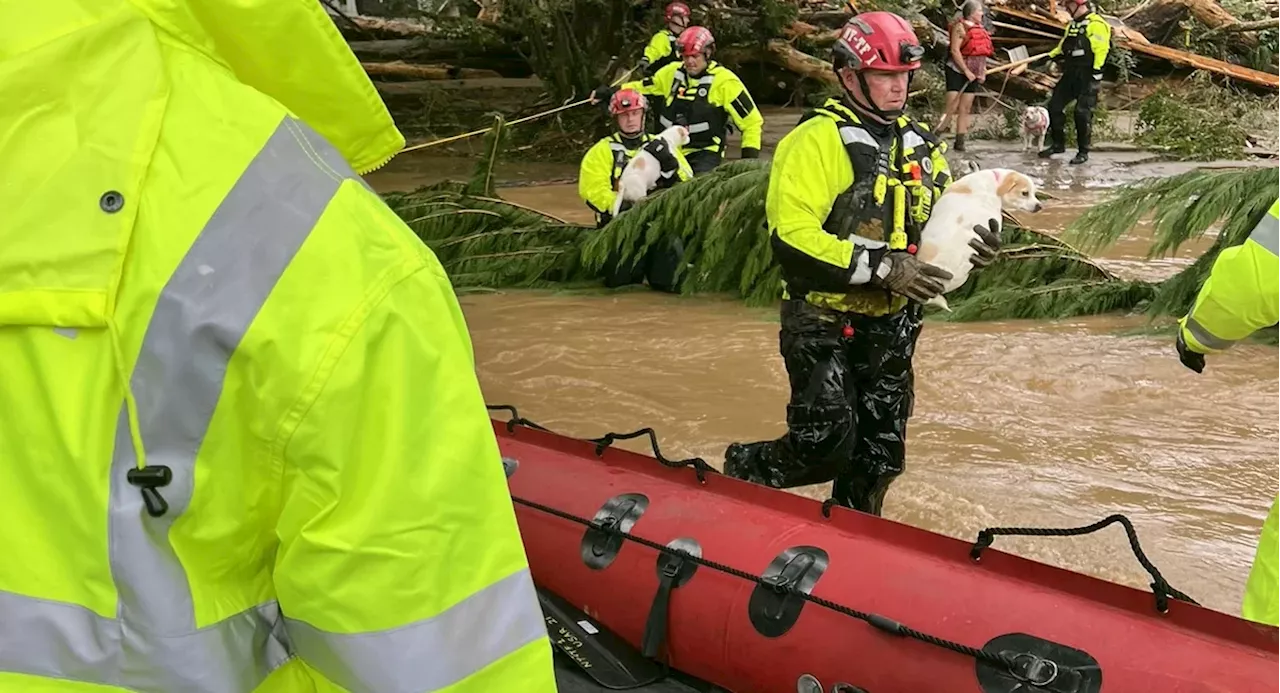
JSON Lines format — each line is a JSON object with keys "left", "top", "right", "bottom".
{"left": 917, "top": 168, "right": 1043, "bottom": 310}
{"left": 609, "top": 125, "right": 692, "bottom": 218}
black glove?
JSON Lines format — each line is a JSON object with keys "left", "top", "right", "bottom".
{"left": 969, "top": 218, "right": 1002, "bottom": 269}
{"left": 741, "top": 147, "right": 760, "bottom": 159}
{"left": 643, "top": 139, "right": 683, "bottom": 189}
{"left": 1176, "top": 328, "right": 1206, "bottom": 374}
{"left": 592, "top": 85, "right": 617, "bottom": 105}
{"left": 873, "top": 251, "right": 954, "bottom": 303}
{"left": 644, "top": 138, "right": 680, "bottom": 174}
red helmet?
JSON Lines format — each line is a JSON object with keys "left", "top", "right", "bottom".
{"left": 832, "top": 12, "right": 925, "bottom": 73}
{"left": 609, "top": 88, "right": 647, "bottom": 115}
{"left": 665, "top": 1, "right": 691, "bottom": 21}
{"left": 678, "top": 26, "right": 715, "bottom": 57}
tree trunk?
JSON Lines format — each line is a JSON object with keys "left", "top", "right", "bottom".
{"left": 362, "top": 61, "right": 503, "bottom": 80}
{"left": 764, "top": 39, "right": 839, "bottom": 85}
{"left": 799, "top": 9, "right": 854, "bottom": 26}
{"left": 1205, "top": 17, "right": 1280, "bottom": 33}
{"left": 346, "top": 15, "right": 434, "bottom": 38}
{"left": 347, "top": 39, "right": 532, "bottom": 76}
{"left": 1126, "top": 0, "right": 1256, "bottom": 47}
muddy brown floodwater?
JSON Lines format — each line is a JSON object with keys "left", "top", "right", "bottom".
{"left": 367, "top": 112, "right": 1278, "bottom": 619}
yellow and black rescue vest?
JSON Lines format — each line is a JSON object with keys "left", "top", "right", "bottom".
{"left": 607, "top": 132, "right": 662, "bottom": 186}
{"left": 1059, "top": 12, "right": 1109, "bottom": 67}
{"left": 658, "top": 65, "right": 728, "bottom": 153}
{"left": 790, "top": 100, "right": 952, "bottom": 314}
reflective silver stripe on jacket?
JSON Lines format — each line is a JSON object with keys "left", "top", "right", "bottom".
{"left": 849, "top": 235, "right": 888, "bottom": 285}
{"left": 1184, "top": 316, "right": 1236, "bottom": 351}
{"left": 1250, "top": 208, "right": 1279, "bottom": 256}
{"left": 287, "top": 569, "right": 544, "bottom": 693}
{"left": 838, "top": 125, "right": 879, "bottom": 149}
{"left": 0, "top": 116, "right": 543, "bottom": 692}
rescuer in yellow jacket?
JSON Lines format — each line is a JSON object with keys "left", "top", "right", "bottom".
{"left": 600, "top": 26, "right": 764, "bottom": 174}
{"left": 1035, "top": 0, "right": 1112, "bottom": 164}
{"left": 0, "top": 2, "right": 556, "bottom": 692}
{"left": 580, "top": 88, "right": 693, "bottom": 291}
{"left": 723, "top": 12, "right": 1002, "bottom": 516}
{"left": 1174, "top": 197, "right": 1280, "bottom": 627}
{"left": 638, "top": 1, "right": 692, "bottom": 77}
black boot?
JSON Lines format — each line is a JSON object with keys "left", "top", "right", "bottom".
{"left": 1070, "top": 150, "right": 1089, "bottom": 164}
{"left": 953, "top": 134, "right": 966, "bottom": 152}
{"left": 723, "top": 442, "right": 766, "bottom": 483}
{"left": 1038, "top": 144, "right": 1064, "bottom": 159}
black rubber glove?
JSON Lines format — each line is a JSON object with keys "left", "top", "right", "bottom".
{"left": 1176, "top": 328, "right": 1206, "bottom": 374}
{"left": 874, "top": 251, "right": 954, "bottom": 303}
{"left": 644, "top": 139, "right": 680, "bottom": 175}
{"left": 592, "top": 85, "right": 617, "bottom": 105}
{"left": 644, "top": 139, "right": 683, "bottom": 189}
{"left": 969, "top": 218, "right": 1002, "bottom": 269}
{"left": 741, "top": 147, "right": 760, "bottom": 159}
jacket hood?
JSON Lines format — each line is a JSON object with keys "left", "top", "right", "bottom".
{"left": 0, "top": 0, "right": 403, "bottom": 329}
{"left": 134, "top": 0, "right": 404, "bottom": 173}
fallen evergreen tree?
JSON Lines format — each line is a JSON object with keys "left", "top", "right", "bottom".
{"left": 382, "top": 157, "right": 1169, "bottom": 321}
{"left": 1063, "top": 165, "right": 1280, "bottom": 322}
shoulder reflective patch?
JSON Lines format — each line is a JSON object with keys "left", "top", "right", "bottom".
{"left": 902, "top": 131, "right": 926, "bottom": 150}
{"left": 839, "top": 126, "right": 879, "bottom": 149}
{"left": 731, "top": 92, "right": 756, "bottom": 119}
{"left": 1249, "top": 209, "right": 1279, "bottom": 256}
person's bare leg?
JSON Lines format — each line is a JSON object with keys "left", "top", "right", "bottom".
{"left": 937, "top": 90, "right": 960, "bottom": 134}
{"left": 957, "top": 92, "right": 977, "bottom": 135}
{"left": 955, "top": 92, "right": 977, "bottom": 150}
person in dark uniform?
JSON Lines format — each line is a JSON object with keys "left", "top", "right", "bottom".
{"left": 1035, "top": 0, "right": 1112, "bottom": 164}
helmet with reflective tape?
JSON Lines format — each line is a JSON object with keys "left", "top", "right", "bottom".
{"left": 609, "top": 88, "right": 648, "bottom": 115}
{"left": 665, "top": 1, "right": 691, "bottom": 21}
{"left": 832, "top": 11, "right": 924, "bottom": 73}
{"left": 678, "top": 26, "right": 715, "bottom": 57}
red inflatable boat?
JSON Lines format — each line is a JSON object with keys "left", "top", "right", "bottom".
{"left": 491, "top": 407, "right": 1279, "bottom": 693}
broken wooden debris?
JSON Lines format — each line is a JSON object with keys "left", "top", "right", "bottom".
{"left": 992, "top": 4, "right": 1279, "bottom": 90}
{"left": 362, "top": 61, "right": 503, "bottom": 80}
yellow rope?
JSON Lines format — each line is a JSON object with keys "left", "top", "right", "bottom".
{"left": 398, "top": 68, "right": 637, "bottom": 154}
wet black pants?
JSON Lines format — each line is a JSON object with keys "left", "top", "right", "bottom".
{"left": 685, "top": 149, "right": 722, "bottom": 175}
{"left": 724, "top": 299, "right": 923, "bottom": 515}
{"left": 599, "top": 237, "right": 684, "bottom": 293}
{"left": 1047, "top": 66, "right": 1099, "bottom": 152}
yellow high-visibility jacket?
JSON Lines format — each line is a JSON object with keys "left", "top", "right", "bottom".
{"left": 0, "top": 2, "right": 556, "bottom": 692}
{"left": 579, "top": 132, "right": 692, "bottom": 224}
{"left": 639, "top": 29, "right": 681, "bottom": 75}
{"left": 1048, "top": 11, "right": 1111, "bottom": 70}
{"left": 622, "top": 61, "right": 764, "bottom": 156}
{"left": 766, "top": 99, "right": 952, "bottom": 315}
{"left": 1178, "top": 198, "right": 1280, "bottom": 627}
